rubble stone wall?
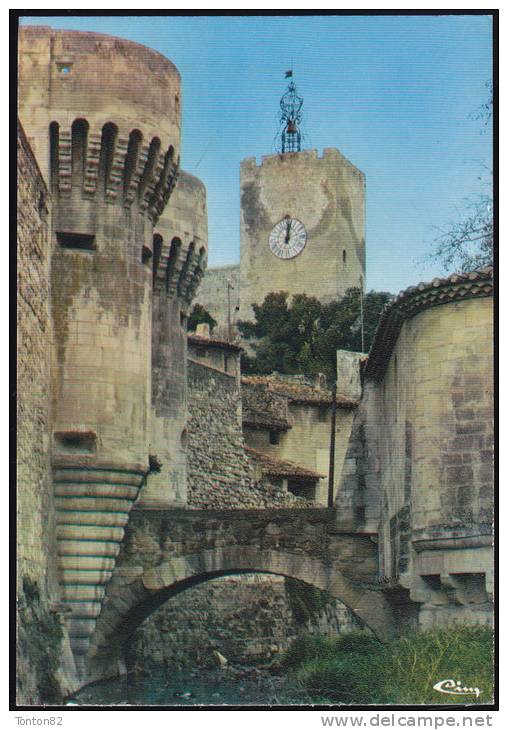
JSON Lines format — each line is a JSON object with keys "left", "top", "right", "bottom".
{"left": 126, "top": 574, "right": 358, "bottom": 671}
{"left": 187, "top": 360, "right": 307, "bottom": 508}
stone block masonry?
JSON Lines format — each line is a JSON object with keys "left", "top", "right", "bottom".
{"left": 17, "top": 122, "right": 56, "bottom": 597}
{"left": 339, "top": 268, "right": 494, "bottom": 628}
{"left": 193, "top": 264, "right": 239, "bottom": 339}
{"left": 17, "top": 123, "right": 76, "bottom": 703}
{"left": 239, "top": 149, "right": 365, "bottom": 323}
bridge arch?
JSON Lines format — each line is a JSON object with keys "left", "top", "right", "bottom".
{"left": 87, "top": 544, "right": 399, "bottom": 683}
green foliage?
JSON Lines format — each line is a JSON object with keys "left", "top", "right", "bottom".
{"left": 285, "top": 578, "right": 335, "bottom": 626}
{"left": 187, "top": 303, "right": 217, "bottom": 333}
{"left": 281, "top": 626, "right": 494, "bottom": 706}
{"left": 239, "top": 289, "right": 392, "bottom": 381}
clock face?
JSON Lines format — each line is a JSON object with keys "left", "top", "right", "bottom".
{"left": 268, "top": 217, "right": 307, "bottom": 259}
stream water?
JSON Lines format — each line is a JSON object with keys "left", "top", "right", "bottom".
{"left": 73, "top": 666, "right": 307, "bottom": 707}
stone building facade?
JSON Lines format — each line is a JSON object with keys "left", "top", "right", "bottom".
{"left": 242, "top": 370, "right": 359, "bottom": 505}
{"left": 239, "top": 149, "right": 366, "bottom": 322}
{"left": 336, "top": 268, "right": 494, "bottom": 628}
{"left": 186, "top": 331, "right": 322, "bottom": 509}
{"left": 194, "top": 148, "right": 366, "bottom": 330}
{"left": 191, "top": 264, "right": 240, "bottom": 339}
{"left": 17, "top": 26, "right": 207, "bottom": 692}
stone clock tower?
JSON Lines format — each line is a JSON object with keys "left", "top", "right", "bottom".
{"left": 238, "top": 77, "right": 366, "bottom": 323}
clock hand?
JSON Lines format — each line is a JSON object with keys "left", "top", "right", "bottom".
{"left": 285, "top": 218, "right": 291, "bottom": 244}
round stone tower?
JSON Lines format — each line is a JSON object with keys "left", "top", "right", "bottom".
{"left": 18, "top": 26, "right": 184, "bottom": 674}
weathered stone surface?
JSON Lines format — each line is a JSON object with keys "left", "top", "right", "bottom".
{"left": 193, "top": 264, "right": 240, "bottom": 339}
{"left": 187, "top": 360, "right": 310, "bottom": 509}
{"left": 126, "top": 574, "right": 358, "bottom": 671}
{"left": 239, "top": 149, "right": 366, "bottom": 323}
{"left": 337, "top": 280, "right": 494, "bottom": 629}
{"left": 88, "top": 506, "right": 403, "bottom": 680}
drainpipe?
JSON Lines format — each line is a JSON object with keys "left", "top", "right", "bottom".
{"left": 327, "top": 380, "right": 337, "bottom": 509}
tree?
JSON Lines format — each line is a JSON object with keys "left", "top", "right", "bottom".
{"left": 187, "top": 303, "right": 217, "bottom": 333}
{"left": 238, "top": 289, "right": 392, "bottom": 382}
{"left": 430, "top": 191, "right": 493, "bottom": 273}
{"left": 428, "top": 80, "right": 493, "bottom": 273}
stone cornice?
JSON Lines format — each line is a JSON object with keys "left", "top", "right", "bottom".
{"left": 364, "top": 267, "right": 493, "bottom": 382}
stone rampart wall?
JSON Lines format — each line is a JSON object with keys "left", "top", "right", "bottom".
{"left": 17, "top": 123, "right": 75, "bottom": 704}
{"left": 337, "top": 293, "right": 494, "bottom": 628}
{"left": 193, "top": 264, "right": 240, "bottom": 339}
{"left": 17, "top": 122, "right": 56, "bottom": 595}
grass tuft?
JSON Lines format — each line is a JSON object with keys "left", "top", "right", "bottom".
{"left": 281, "top": 626, "right": 494, "bottom": 706}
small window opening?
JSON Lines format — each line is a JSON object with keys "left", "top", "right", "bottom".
{"left": 355, "top": 505, "right": 366, "bottom": 523}
{"left": 152, "top": 234, "right": 163, "bottom": 282}
{"left": 57, "top": 63, "right": 73, "bottom": 75}
{"left": 180, "top": 312, "right": 188, "bottom": 329}
{"left": 288, "top": 479, "right": 316, "bottom": 501}
{"left": 317, "top": 405, "right": 328, "bottom": 422}
{"left": 49, "top": 122, "right": 59, "bottom": 192}
{"left": 141, "top": 245, "right": 152, "bottom": 266}
{"left": 342, "top": 249, "right": 347, "bottom": 264}
{"left": 54, "top": 431, "right": 96, "bottom": 454}
{"left": 56, "top": 231, "right": 96, "bottom": 251}
{"left": 269, "top": 430, "right": 280, "bottom": 445}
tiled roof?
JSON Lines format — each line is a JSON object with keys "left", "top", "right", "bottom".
{"left": 241, "top": 375, "right": 358, "bottom": 408}
{"left": 188, "top": 332, "right": 243, "bottom": 353}
{"left": 245, "top": 447, "right": 325, "bottom": 482}
{"left": 242, "top": 410, "right": 291, "bottom": 432}
{"left": 364, "top": 267, "right": 493, "bottom": 382}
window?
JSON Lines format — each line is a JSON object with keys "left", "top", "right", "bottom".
{"left": 288, "top": 479, "right": 316, "bottom": 501}
{"left": 56, "top": 231, "right": 96, "bottom": 251}
{"left": 141, "top": 245, "right": 152, "bottom": 266}
{"left": 317, "top": 405, "right": 328, "bottom": 422}
{"left": 54, "top": 431, "right": 96, "bottom": 454}
{"left": 343, "top": 249, "right": 347, "bottom": 264}
{"left": 57, "top": 63, "right": 73, "bottom": 75}
{"left": 269, "top": 430, "right": 280, "bottom": 445}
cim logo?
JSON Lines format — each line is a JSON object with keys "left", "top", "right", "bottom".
{"left": 433, "top": 679, "right": 481, "bottom": 698}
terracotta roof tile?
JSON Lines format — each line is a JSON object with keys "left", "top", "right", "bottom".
{"left": 245, "top": 447, "right": 325, "bottom": 481}
{"left": 365, "top": 267, "right": 493, "bottom": 382}
{"left": 241, "top": 375, "right": 358, "bottom": 408}
{"left": 188, "top": 332, "right": 243, "bottom": 353}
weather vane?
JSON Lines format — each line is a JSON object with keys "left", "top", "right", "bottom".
{"left": 276, "top": 70, "right": 304, "bottom": 153}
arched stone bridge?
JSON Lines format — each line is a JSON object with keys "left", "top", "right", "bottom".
{"left": 87, "top": 507, "right": 411, "bottom": 681}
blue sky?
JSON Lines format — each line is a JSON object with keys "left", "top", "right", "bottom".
{"left": 20, "top": 14, "right": 493, "bottom": 294}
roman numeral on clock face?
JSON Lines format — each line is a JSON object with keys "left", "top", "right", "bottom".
{"left": 268, "top": 217, "right": 307, "bottom": 259}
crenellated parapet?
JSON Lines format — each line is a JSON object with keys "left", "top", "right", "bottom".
{"left": 141, "top": 170, "right": 208, "bottom": 509}
{"left": 49, "top": 118, "right": 179, "bottom": 223}
{"left": 18, "top": 26, "right": 187, "bottom": 675}
{"left": 152, "top": 169, "right": 208, "bottom": 313}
